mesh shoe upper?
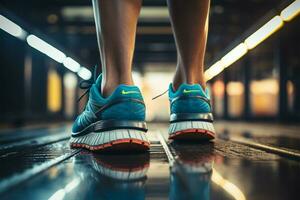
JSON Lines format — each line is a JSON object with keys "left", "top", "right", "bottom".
{"left": 72, "top": 75, "right": 145, "bottom": 134}
{"left": 168, "top": 83, "right": 211, "bottom": 114}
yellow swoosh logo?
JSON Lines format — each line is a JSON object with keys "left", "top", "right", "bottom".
{"left": 121, "top": 90, "right": 139, "bottom": 95}
{"left": 183, "top": 89, "right": 201, "bottom": 93}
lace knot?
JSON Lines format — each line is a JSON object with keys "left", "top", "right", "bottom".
{"left": 77, "top": 66, "right": 98, "bottom": 102}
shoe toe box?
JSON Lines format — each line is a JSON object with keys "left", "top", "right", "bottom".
{"left": 72, "top": 116, "right": 87, "bottom": 134}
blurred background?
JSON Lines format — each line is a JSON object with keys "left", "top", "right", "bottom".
{"left": 0, "top": 0, "right": 299, "bottom": 128}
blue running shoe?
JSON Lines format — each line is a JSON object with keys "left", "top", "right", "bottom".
{"left": 168, "top": 83, "right": 215, "bottom": 140}
{"left": 70, "top": 74, "right": 149, "bottom": 152}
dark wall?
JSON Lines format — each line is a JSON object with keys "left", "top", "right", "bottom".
{"left": 30, "top": 48, "right": 47, "bottom": 115}
{"left": 0, "top": 31, "right": 26, "bottom": 124}
{"left": 0, "top": 33, "right": 60, "bottom": 126}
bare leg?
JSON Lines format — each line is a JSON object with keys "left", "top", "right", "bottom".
{"left": 167, "top": 0, "right": 210, "bottom": 90}
{"left": 92, "top": 0, "right": 142, "bottom": 96}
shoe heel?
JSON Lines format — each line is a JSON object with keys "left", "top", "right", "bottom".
{"left": 169, "top": 121, "right": 215, "bottom": 140}
{"left": 70, "top": 129, "right": 150, "bottom": 152}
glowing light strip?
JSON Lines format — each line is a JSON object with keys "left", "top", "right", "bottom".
{"left": 27, "top": 34, "right": 66, "bottom": 63}
{"left": 78, "top": 67, "right": 92, "bottom": 80}
{"left": 221, "top": 43, "right": 248, "bottom": 68}
{"left": 205, "top": 0, "right": 300, "bottom": 81}
{"left": 63, "top": 57, "right": 81, "bottom": 72}
{"left": 205, "top": 61, "right": 224, "bottom": 81}
{"left": 0, "top": 15, "right": 27, "bottom": 39}
{"left": 244, "top": 16, "right": 283, "bottom": 50}
{"left": 280, "top": 0, "right": 300, "bottom": 21}
{"left": 0, "top": 15, "right": 92, "bottom": 80}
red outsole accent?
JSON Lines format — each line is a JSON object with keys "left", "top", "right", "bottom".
{"left": 169, "top": 128, "right": 215, "bottom": 140}
{"left": 70, "top": 138, "right": 150, "bottom": 152}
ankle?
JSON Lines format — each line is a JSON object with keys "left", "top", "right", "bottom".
{"left": 173, "top": 73, "right": 206, "bottom": 91}
{"left": 101, "top": 75, "right": 134, "bottom": 97}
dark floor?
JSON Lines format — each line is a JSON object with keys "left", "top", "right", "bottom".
{"left": 0, "top": 122, "right": 300, "bottom": 200}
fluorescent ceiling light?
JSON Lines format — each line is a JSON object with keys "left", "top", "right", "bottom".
{"left": 1, "top": 15, "right": 91, "bottom": 79}
{"left": 139, "top": 7, "right": 169, "bottom": 21}
{"left": 205, "top": 1, "right": 299, "bottom": 81}
{"left": 77, "top": 67, "right": 92, "bottom": 80}
{"left": 61, "top": 6, "right": 169, "bottom": 22}
{"left": 221, "top": 43, "right": 248, "bottom": 68}
{"left": 205, "top": 61, "right": 224, "bottom": 81}
{"left": 0, "top": 15, "right": 27, "bottom": 39}
{"left": 244, "top": 16, "right": 283, "bottom": 49}
{"left": 61, "top": 6, "right": 93, "bottom": 21}
{"left": 280, "top": 0, "right": 300, "bottom": 21}
{"left": 63, "top": 57, "right": 81, "bottom": 72}
{"left": 27, "top": 34, "right": 66, "bottom": 63}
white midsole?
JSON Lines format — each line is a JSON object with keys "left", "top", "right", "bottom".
{"left": 70, "top": 129, "right": 149, "bottom": 146}
{"left": 169, "top": 121, "right": 215, "bottom": 135}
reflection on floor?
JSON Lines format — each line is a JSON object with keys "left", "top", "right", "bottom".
{"left": 0, "top": 122, "right": 300, "bottom": 200}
